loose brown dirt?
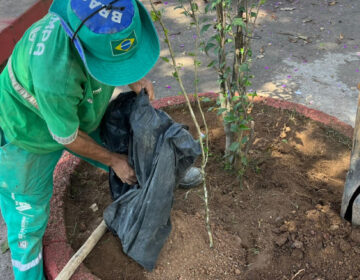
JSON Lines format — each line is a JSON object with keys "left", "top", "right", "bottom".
{"left": 65, "top": 103, "right": 360, "bottom": 280}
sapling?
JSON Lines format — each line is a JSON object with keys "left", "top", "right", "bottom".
{"left": 204, "top": 0, "right": 265, "bottom": 186}
{"left": 149, "top": 0, "right": 213, "bottom": 247}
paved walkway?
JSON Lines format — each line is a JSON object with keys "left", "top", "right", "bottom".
{"left": 1, "top": 0, "right": 359, "bottom": 279}
{"left": 0, "top": 2, "right": 40, "bottom": 279}
{"left": 0, "top": 0, "right": 37, "bottom": 31}
{"left": 142, "top": 0, "right": 360, "bottom": 126}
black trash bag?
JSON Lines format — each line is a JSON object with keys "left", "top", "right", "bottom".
{"left": 100, "top": 91, "right": 137, "bottom": 199}
{"left": 100, "top": 90, "right": 201, "bottom": 270}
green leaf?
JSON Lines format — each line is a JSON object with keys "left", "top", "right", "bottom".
{"left": 241, "top": 155, "right": 248, "bottom": 166}
{"left": 215, "top": 23, "right": 222, "bottom": 31}
{"left": 239, "top": 63, "right": 250, "bottom": 72}
{"left": 220, "top": 61, "right": 226, "bottom": 69}
{"left": 187, "top": 52, "right": 196, "bottom": 57}
{"left": 150, "top": 10, "right": 159, "bottom": 22}
{"left": 232, "top": 95, "right": 241, "bottom": 102}
{"left": 251, "top": 12, "right": 257, "bottom": 17}
{"left": 233, "top": 17, "right": 246, "bottom": 28}
{"left": 205, "top": 42, "right": 216, "bottom": 53}
{"left": 202, "top": 97, "right": 212, "bottom": 102}
{"left": 207, "top": 60, "right": 216, "bottom": 68}
{"left": 230, "top": 123, "right": 238, "bottom": 132}
{"left": 205, "top": 2, "right": 212, "bottom": 13}
{"left": 201, "top": 24, "right": 212, "bottom": 35}
{"left": 217, "top": 108, "right": 228, "bottom": 115}
{"left": 191, "top": 3, "right": 199, "bottom": 12}
{"left": 234, "top": 102, "right": 244, "bottom": 111}
{"left": 225, "top": 24, "right": 232, "bottom": 32}
{"left": 229, "top": 142, "right": 240, "bottom": 152}
{"left": 213, "top": 46, "right": 220, "bottom": 56}
{"left": 209, "top": 33, "right": 221, "bottom": 44}
{"left": 239, "top": 124, "right": 250, "bottom": 131}
{"left": 161, "top": 56, "right": 169, "bottom": 63}
{"left": 224, "top": 115, "right": 237, "bottom": 123}
{"left": 1, "top": 240, "right": 9, "bottom": 254}
{"left": 181, "top": 10, "right": 189, "bottom": 16}
{"left": 241, "top": 135, "right": 249, "bottom": 144}
{"left": 200, "top": 17, "right": 211, "bottom": 24}
{"left": 211, "top": 1, "right": 218, "bottom": 10}
{"left": 172, "top": 71, "right": 179, "bottom": 79}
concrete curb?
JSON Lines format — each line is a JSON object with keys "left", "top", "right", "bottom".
{"left": 43, "top": 93, "right": 354, "bottom": 279}
{"left": 0, "top": 0, "right": 52, "bottom": 65}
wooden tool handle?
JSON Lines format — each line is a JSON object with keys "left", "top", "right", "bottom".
{"left": 55, "top": 220, "right": 108, "bottom": 280}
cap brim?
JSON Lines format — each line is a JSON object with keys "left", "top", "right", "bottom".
{"left": 50, "top": 0, "right": 160, "bottom": 86}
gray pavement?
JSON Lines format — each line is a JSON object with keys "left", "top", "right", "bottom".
{"left": 0, "top": 217, "right": 11, "bottom": 279}
{"left": 0, "top": 0, "right": 38, "bottom": 31}
{"left": 1, "top": 0, "right": 360, "bottom": 279}
{"left": 0, "top": 0, "right": 38, "bottom": 277}
{"left": 142, "top": 0, "right": 360, "bottom": 126}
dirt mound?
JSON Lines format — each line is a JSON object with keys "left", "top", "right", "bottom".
{"left": 65, "top": 103, "right": 358, "bottom": 280}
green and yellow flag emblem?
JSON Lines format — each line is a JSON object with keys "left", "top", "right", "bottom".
{"left": 111, "top": 31, "right": 137, "bottom": 56}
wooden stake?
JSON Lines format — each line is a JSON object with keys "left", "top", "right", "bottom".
{"left": 55, "top": 220, "right": 108, "bottom": 280}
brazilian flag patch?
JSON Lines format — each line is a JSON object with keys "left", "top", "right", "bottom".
{"left": 111, "top": 31, "right": 138, "bottom": 56}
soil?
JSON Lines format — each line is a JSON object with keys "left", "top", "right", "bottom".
{"left": 65, "top": 102, "right": 359, "bottom": 280}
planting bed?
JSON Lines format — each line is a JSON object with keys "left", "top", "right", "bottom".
{"left": 64, "top": 102, "right": 359, "bottom": 280}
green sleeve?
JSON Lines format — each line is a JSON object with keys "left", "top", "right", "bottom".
{"left": 36, "top": 90, "right": 81, "bottom": 144}
{"left": 33, "top": 55, "right": 86, "bottom": 145}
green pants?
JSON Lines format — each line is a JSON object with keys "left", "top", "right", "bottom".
{"left": 0, "top": 128, "right": 107, "bottom": 280}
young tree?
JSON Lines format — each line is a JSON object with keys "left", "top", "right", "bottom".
{"left": 205, "top": 0, "right": 264, "bottom": 184}
{"left": 150, "top": 0, "right": 213, "bottom": 247}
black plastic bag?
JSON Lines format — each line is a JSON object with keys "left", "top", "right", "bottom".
{"left": 100, "top": 90, "right": 201, "bottom": 270}
{"left": 100, "top": 91, "right": 137, "bottom": 199}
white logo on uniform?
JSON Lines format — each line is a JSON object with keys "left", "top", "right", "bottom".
{"left": 88, "top": 0, "right": 123, "bottom": 23}
{"left": 18, "top": 241, "right": 28, "bottom": 249}
{"left": 29, "top": 16, "right": 59, "bottom": 56}
{"left": 93, "top": 88, "right": 102, "bottom": 94}
{"left": 15, "top": 202, "right": 32, "bottom": 212}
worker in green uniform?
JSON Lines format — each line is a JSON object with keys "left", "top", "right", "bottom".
{"left": 0, "top": 0, "right": 202, "bottom": 279}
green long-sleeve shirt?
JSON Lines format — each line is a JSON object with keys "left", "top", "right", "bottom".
{"left": 0, "top": 14, "right": 115, "bottom": 154}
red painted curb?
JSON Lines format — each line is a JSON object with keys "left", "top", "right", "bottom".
{"left": 0, "top": 0, "right": 52, "bottom": 65}
{"left": 44, "top": 94, "right": 354, "bottom": 279}
{"left": 44, "top": 153, "right": 99, "bottom": 280}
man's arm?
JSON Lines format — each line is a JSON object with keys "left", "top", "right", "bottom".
{"left": 64, "top": 77, "right": 155, "bottom": 185}
{"left": 65, "top": 130, "right": 137, "bottom": 185}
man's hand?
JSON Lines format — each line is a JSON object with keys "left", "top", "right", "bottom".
{"left": 110, "top": 153, "right": 137, "bottom": 185}
{"left": 128, "top": 77, "right": 155, "bottom": 101}
{"left": 65, "top": 131, "right": 137, "bottom": 185}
